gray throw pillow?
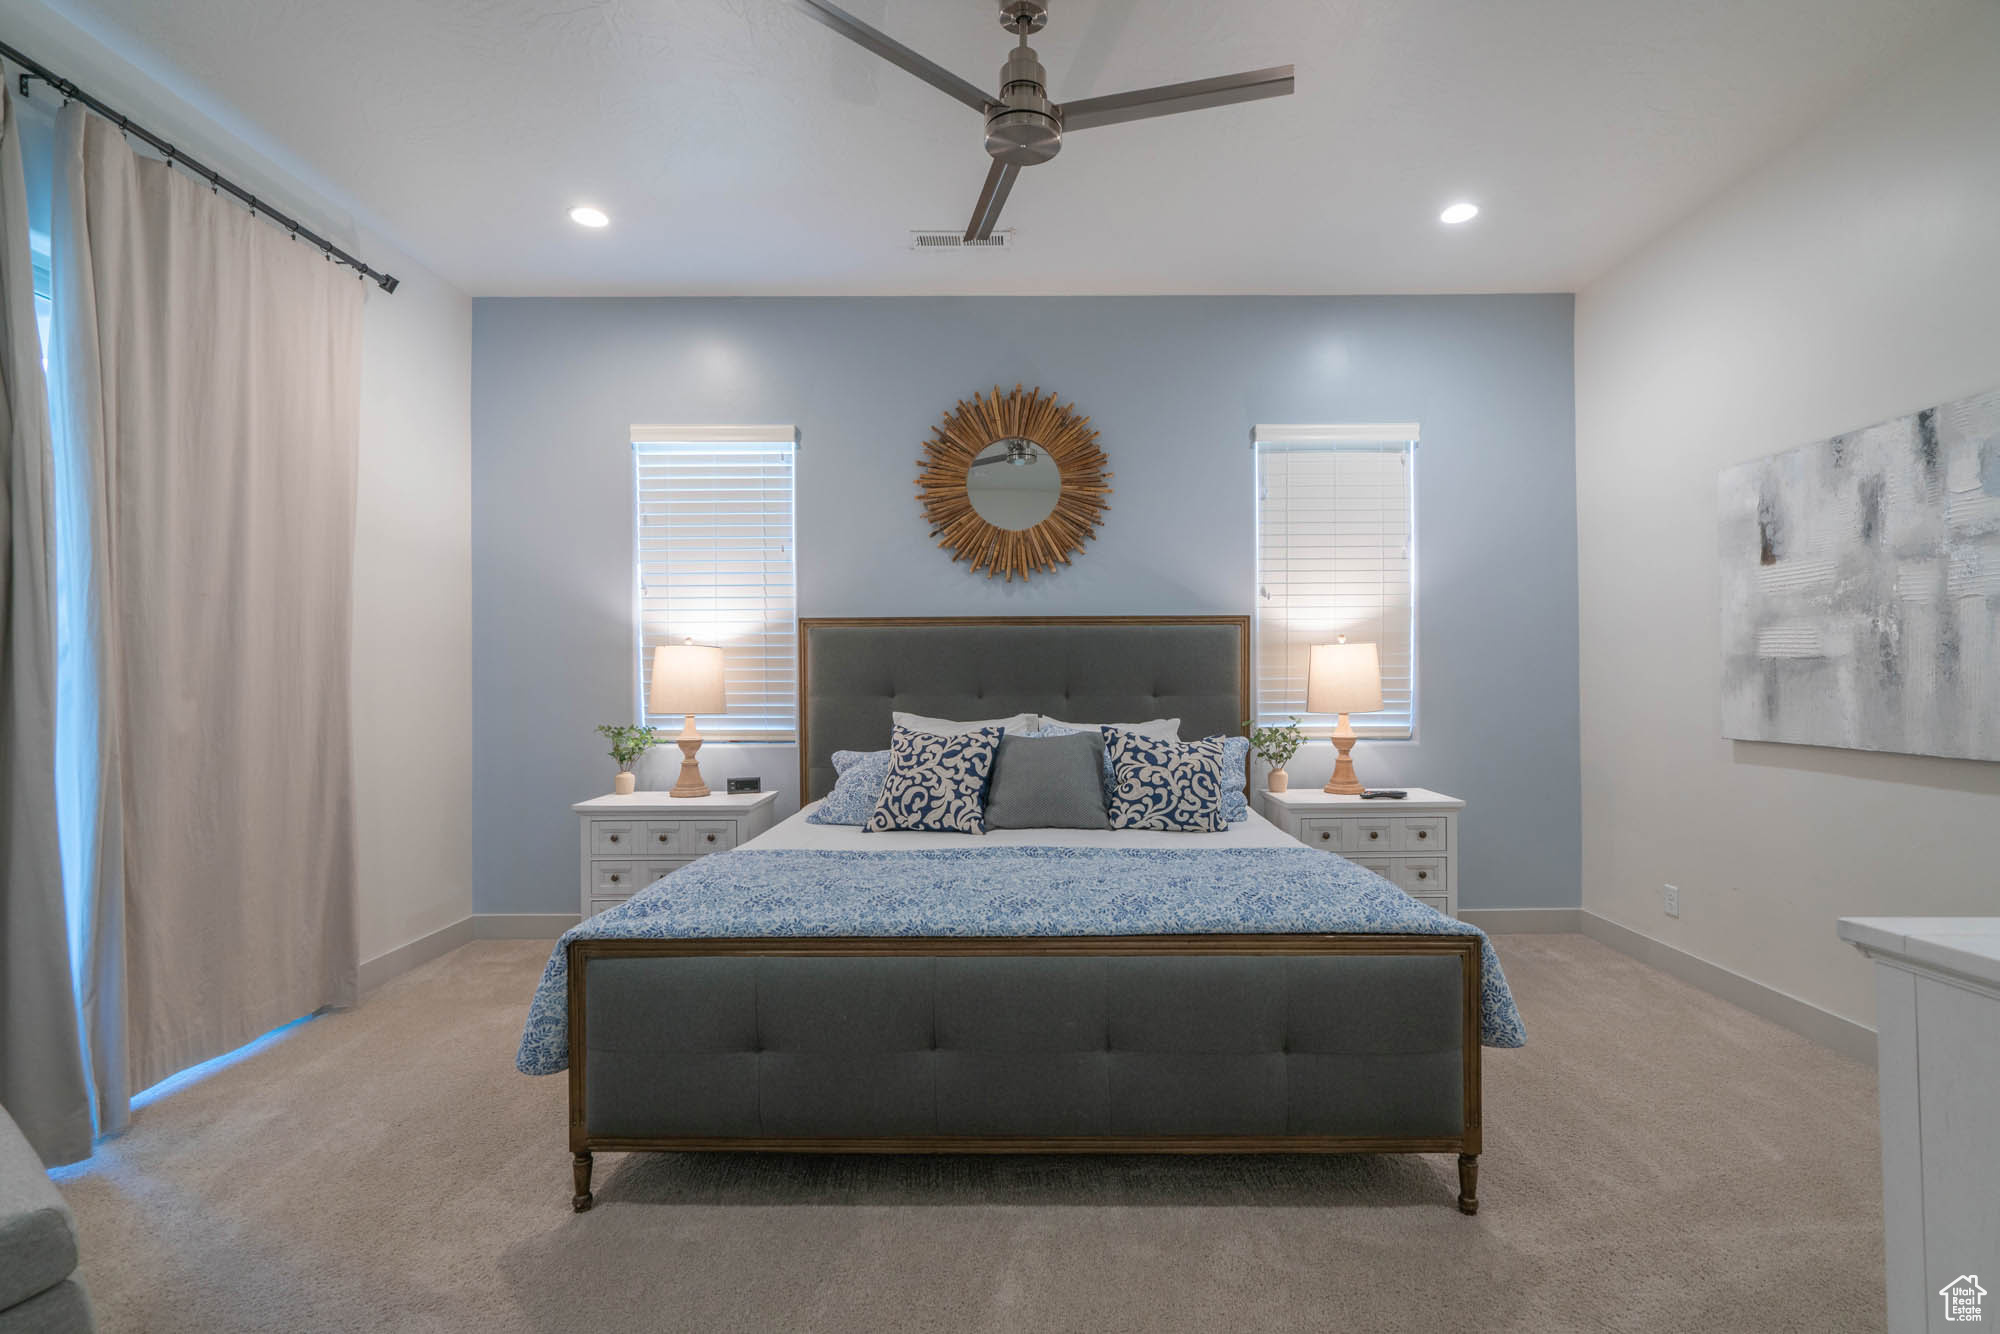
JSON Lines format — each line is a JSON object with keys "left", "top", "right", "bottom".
{"left": 984, "top": 732, "right": 1110, "bottom": 830}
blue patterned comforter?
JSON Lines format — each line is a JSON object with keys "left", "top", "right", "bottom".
{"left": 516, "top": 846, "right": 1526, "bottom": 1075}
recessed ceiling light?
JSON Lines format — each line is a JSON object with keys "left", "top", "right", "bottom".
{"left": 569, "top": 205, "right": 609, "bottom": 229}
{"left": 1439, "top": 202, "right": 1479, "bottom": 225}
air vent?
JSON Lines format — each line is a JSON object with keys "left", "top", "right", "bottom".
{"left": 910, "top": 229, "right": 1014, "bottom": 251}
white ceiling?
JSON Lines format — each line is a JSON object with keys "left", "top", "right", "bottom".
{"left": 43, "top": 0, "right": 1979, "bottom": 295}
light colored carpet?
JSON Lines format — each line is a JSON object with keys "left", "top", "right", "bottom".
{"left": 50, "top": 935, "right": 1884, "bottom": 1333}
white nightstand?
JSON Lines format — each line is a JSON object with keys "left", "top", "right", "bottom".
{"left": 1256, "top": 787, "right": 1463, "bottom": 917}
{"left": 573, "top": 789, "right": 779, "bottom": 918}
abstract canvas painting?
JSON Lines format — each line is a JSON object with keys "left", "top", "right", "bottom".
{"left": 1719, "top": 386, "right": 2000, "bottom": 760}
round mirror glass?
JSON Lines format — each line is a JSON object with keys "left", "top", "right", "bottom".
{"left": 965, "top": 437, "right": 1062, "bottom": 530}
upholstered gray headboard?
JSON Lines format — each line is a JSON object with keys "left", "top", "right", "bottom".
{"left": 798, "top": 616, "right": 1251, "bottom": 801}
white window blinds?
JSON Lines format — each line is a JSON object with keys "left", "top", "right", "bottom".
{"left": 1253, "top": 426, "right": 1417, "bottom": 739}
{"left": 633, "top": 427, "right": 798, "bottom": 740}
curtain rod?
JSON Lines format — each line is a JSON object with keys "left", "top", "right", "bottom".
{"left": 0, "top": 38, "right": 398, "bottom": 293}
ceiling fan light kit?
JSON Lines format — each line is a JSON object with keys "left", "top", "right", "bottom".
{"left": 793, "top": 0, "right": 1295, "bottom": 242}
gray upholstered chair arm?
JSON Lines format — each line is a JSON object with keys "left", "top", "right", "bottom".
{"left": 0, "top": 1107, "right": 82, "bottom": 1313}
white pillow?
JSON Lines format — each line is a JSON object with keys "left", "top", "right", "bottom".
{"left": 890, "top": 710, "right": 1037, "bottom": 736}
{"left": 1041, "top": 716, "right": 1180, "bottom": 741}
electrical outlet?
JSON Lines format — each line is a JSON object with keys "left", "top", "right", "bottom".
{"left": 1663, "top": 884, "right": 1680, "bottom": 918}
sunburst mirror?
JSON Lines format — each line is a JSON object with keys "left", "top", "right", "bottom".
{"left": 915, "top": 385, "right": 1111, "bottom": 581}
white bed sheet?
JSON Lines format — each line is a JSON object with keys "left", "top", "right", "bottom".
{"left": 746, "top": 802, "right": 1300, "bottom": 852}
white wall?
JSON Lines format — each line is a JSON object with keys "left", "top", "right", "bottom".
{"left": 352, "top": 247, "right": 473, "bottom": 962}
{"left": 0, "top": 0, "right": 475, "bottom": 967}
{"left": 1574, "top": 4, "right": 2000, "bottom": 1031}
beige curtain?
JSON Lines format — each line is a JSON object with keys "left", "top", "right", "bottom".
{"left": 51, "top": 105, "right": 363, "bottom": 1104}
{"left": 0, "top": 87, "right": 93, "bottom": 1165}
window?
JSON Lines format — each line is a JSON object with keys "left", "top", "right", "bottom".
{"left": 1253, "top": 424, "right": 1416, "bottom": 739}
{"left": 633, "top": 426, "right": 798, "bottom": 740}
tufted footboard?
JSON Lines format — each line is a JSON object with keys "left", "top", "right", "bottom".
{"left": 563, "top": 933, "right": 1484, "bottom": 1214}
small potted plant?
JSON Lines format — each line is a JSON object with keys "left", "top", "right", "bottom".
{"left": 1246, "top": 717, "right": 1305, "bottom": 793}
{"left": 596, "top": 723, "right": 657, "bottom": 796}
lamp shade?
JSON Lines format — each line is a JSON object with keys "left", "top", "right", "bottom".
{"left": 648, "top": 643, "right": 726, "bottom": 716}
{"left": 1306, "top": 640, "right": 1383, "bottom": 716}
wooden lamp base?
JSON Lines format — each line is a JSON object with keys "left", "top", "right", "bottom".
{"left": 1323, "top": 714, "right": 1366, "bottom": 795}
{"left": 670, "top": 713, "right": 711, "bottom": 798}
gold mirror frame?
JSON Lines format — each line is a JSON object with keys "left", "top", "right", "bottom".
{"left": 915, "top": 385, "right": 1112, "bottom": 581}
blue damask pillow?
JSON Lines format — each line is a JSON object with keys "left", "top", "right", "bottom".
{"left": 1043, "top": 725, "right": 1249, "bottom": 822}
{"left": 805, "top": 748, "right": 891, "bottom": 825}
{"left": 1105, "top": 730, "right": 1228, "bottom": 832}
{"left": 865, "top": 725, "right": 1005, "bottom": 834}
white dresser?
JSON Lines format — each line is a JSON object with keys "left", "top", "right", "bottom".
{"left": 574, "top": 790, "right": 779, "bottom": 918}
{"left": 1255, "top": 787, "right": 1462, "bottom": 917}
{"left": 1839, "top": 917, "right": 2000, "bottom": 1334}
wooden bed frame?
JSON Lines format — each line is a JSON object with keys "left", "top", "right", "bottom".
{"left": 560, "top": 615, "right": 1484, "bottom": 1215}
{"left": 565, "top": 932, "right": 1483, "bottom": 1214}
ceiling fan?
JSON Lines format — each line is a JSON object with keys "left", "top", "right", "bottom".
{"left": 792, "top": 0, "right": 1295, "bottom": 242}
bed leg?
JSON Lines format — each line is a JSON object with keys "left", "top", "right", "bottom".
{"left": 1456, "top": 1154, "right": 1479, "bottom": 1215}
{"left": 572, "top": 1152, "right": 594, "bottom": 1213}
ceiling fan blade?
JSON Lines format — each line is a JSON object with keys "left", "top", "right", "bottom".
{"left": 790, "top": 0, "right": 995, "bottom": 114}
{"left": 1060, "top": 64, "right": 1294, "bottom": 132}
{"left": 964, "top": 160, "right": 1019, "bottom": 242}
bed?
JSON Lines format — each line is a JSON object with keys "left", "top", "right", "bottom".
{"left": 519, "top": 616, "right": 1524, "bottom": 1214}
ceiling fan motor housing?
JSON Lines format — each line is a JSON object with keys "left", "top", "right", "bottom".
{"left": 986, "top": 43, "right": 1061, "bottom": 165}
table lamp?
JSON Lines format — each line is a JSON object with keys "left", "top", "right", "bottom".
{"left": 648, "top": 642, "right": 726, "bottom": 798}
{"left": 1307, "top": 637, "right": 1382, "bottom": 795}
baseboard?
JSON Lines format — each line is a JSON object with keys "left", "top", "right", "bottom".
{"left": 1458, "top": 907, "right": 1582, "bottom": 933}
{"left": 358, "top": 917, "right": 476, "bottom": 992}
{"left": 473, "top": 913, "right": 581, "bottom": 939}
{"left": 1580, "top": 911, "right": 1876, "bottom": 1066}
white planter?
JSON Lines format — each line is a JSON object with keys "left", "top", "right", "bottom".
{"left": 1267, "top": 769, "right": 1289, "bottom": 793}
{"left": 612, "top": 771, "right": 636, "bottom": 796}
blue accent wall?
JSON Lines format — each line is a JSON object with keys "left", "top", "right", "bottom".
{"left": 471, "top": 295, "right": 1579, "bottom": 913}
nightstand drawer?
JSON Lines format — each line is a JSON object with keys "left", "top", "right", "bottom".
{"left": 641, "top": 821, "right": 687, "bottom": 854}
{"left": 589, "top": 821, "right": 640, "bottom": 855}
{"left": 1394, "top": 858, "right": 1448, "bottom": 898}
{"left": 592, "top": 858, "right": 695, "bottom": 899}
{"left": 1408, "top": 893, "right": 1451, "bottom": 916}
{"left": 1398, "top": 817, "right": 1447, "bottom": 851}
{"left": 1349, "top": 856, "right": 1397, "bottom": 881}
{"left": 591, "top": 862, "right": 646, "bottom": 895}
{"left": 1299, "top": 818, "right": 1349, "bottom": 851}
{"left": 587, "top": 896, "right": 630, "bottom": 919}
{"left": 1351, "top": 818, "right": 1394, "bottom": 851}
{"left": 689, "top": 821, "right": 736, "bottom": 852}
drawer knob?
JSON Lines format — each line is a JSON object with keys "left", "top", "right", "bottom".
{"left": 706, "top": 833, "right": 717, "bottom": 843}
{"left": 1319, "top": 831, "right": 1331, "bottom": 841}
{"left": 656, "top": 834, "right": 668, "bottom": 843}
{"left": 609, "top": 874, "right": 620, "bottom": 883}
{"left": 1369, "top": 830, "right": 1380, "bottom": 840}
{"left": 608, "top": 834, "right": 619, "bottom": 844}
{"left": 1417, "top": 830, "right": 1428, "bottom": 840}
{"left": 1417, "top": 870, "right": 1429, "bottom": 880}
